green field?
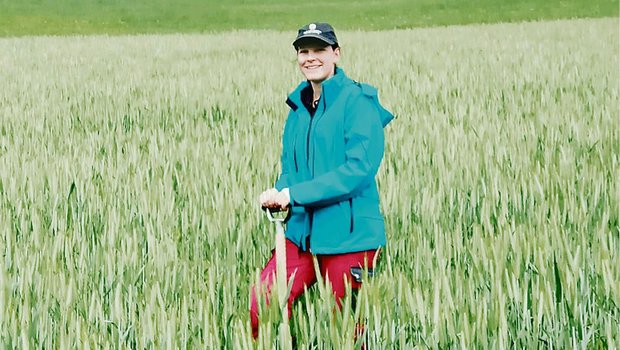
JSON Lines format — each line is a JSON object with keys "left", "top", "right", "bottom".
{"left": 0, "top": 17, "right": 618, "bottom": 348}
{"left": 0, "top": 0, "right": 618, "bottom": 36}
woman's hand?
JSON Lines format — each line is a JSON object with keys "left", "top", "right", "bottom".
{"left": 259, "top": 188, "right": 290, "bottom": 210}
{"left": 259, "top": 188, "right": 279, "bottom": 208}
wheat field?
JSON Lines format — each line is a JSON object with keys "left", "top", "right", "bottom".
{"left": 0, "top": 17, "right": 618, "bottom": 349}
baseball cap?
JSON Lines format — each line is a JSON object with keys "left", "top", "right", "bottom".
{"left": 293, "top": 22, "right": 339, "bottom": 49}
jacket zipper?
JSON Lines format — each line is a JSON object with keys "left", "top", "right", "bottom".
{"left": 306, "top": 116, "right": 314, "bottom": 175}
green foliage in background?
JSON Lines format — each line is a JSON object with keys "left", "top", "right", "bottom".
{"left": 0, "top": 17, "right": 618, "bottom": 348}
{"left": 0, "top": 0, "right": 618, "bottom": 36}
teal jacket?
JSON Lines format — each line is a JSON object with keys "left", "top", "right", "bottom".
{"left": 275, "top": 68, "right": 394, "bottom": 254}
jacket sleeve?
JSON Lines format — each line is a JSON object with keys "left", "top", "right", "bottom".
{"left": 288, "top": 94, "right": 384, "bottom": 207}
{"left": 274, "top": 111, "right": 293, "bottom": 191}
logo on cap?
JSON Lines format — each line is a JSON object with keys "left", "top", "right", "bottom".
{"left": 303, "top": 23, "right": 322, "bottom": 35}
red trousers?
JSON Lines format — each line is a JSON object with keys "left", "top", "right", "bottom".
{"left": 250, "top": 239, "right": 377, "bottom": 339}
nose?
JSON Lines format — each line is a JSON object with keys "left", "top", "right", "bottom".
{"left": 304, "top": 52, "right": 317, "bottom": 61}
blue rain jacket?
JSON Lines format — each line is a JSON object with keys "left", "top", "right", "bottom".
{"left": 274, "top": 68, "right": 394, "bottom": 254}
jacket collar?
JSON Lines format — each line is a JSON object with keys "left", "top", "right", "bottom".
{"left": 286, "top": 67, "right": 351, "bottom": 111}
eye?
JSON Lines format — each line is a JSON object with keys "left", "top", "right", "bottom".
{"left": 298, "top": 49, "right": 309, "bottom": 54}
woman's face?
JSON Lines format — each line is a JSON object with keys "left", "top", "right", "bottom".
{"left": 297, "top": 43, "right": 340, "bottom": 83}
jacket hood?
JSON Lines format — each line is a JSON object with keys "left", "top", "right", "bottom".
{"left": 357, "top": 83, "right": 394, "bottom": 128}
{"left": 379, "top": 104, "right": 395, "bottom": 128}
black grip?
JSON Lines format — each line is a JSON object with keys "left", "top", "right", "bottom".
{"left": 263, "top": 207, "right": 292, "bottom": 223}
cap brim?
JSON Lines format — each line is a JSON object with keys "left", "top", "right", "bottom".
{"left": 293, "top": 35, "right": 335, "bottom": 48}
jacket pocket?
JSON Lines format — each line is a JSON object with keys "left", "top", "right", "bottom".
{"left": 353, "top": 195, "right": 381, "bottom": 217}
{"left": 351, "top": 195, "right": 383, "bottom": 235}
{"left": 349, "top": 198, "right": 354, "bottom": 233}
{"left": 312, "top": 201, "right": 351, "bottom": 244}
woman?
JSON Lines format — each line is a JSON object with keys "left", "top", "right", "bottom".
{"left": 252, "top": 22, "right": 394, "bottom": 339}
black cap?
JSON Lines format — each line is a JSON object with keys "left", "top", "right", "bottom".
{"left": 293, "top": 22, "right": 338, "bottom": 49}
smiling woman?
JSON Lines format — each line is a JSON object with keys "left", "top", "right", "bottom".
{"left": 297, "top": 44, "right": 340, "bottom": 94}
{"left": 254, "top": 22, "right": 395, "bottom": 343}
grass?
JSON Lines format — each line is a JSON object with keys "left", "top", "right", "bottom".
{"left": 0, "top": 0, "right": 618, "bottom": 36}
{"left": 0, "top": 17, "right": 618, "bottom": 348}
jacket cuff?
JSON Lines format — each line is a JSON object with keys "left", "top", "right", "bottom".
{"left": 288, "top": 186, "right": 298, "bottom": 206}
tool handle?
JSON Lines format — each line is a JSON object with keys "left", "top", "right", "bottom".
{"left": 263, "top": 206, "right": 292, "bottom": 223}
